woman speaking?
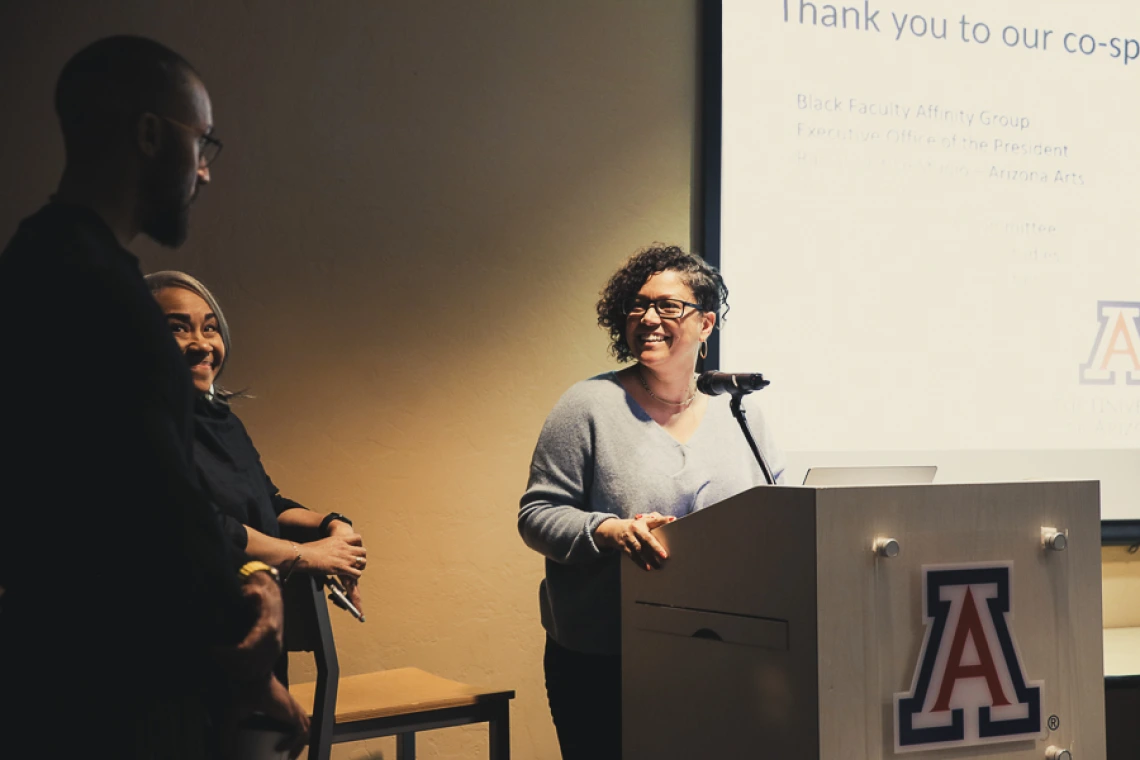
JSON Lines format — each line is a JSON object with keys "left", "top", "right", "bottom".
{"left": 518, "top": 244, "right": 784, "bottom": 760}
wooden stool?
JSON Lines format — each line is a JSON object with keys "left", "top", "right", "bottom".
{"left": 285, "top": 576, "right": 514, "bottom": 759}
{"left": 290, "top": 667, "right": 513, "bottom": 759}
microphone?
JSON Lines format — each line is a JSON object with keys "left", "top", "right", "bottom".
{"left": 324, "top": 575, "right": 365, "bottom": 622}
{"left": 697, "top": 371, "right": 770, "bottom": 396}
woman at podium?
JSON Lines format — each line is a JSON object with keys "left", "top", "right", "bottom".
{"left": 518, "top": 244, "right": 784, "bottom": 760}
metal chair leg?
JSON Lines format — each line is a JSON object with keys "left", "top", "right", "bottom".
{"left": 489, "top": 700, "right": 510, "bottom": 760}
{"left": 396, "top": 731, "right": 416, "bottom": 760}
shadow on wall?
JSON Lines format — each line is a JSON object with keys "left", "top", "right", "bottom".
{"left": 0, "top": 3, "right": 698, "bottom": 760}
{"left": 0, "top": 0, "right": 695, "bottom": 419}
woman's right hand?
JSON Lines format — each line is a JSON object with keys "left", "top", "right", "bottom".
{"left": 593, "top": 512, "right": 675, "bottom": 570}
{"left": 300, "top": 535, "right": 367, "bottom": 578}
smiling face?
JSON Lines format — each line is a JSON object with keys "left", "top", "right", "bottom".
{"left": 155, "top": 285, "right": 225, "bottom": 394}
{"left": 625, "top": 269, "right": 716, "bottom": 373}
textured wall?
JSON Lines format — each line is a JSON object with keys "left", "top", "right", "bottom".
{"left": 1103, "top": 547, "right": 1140, "bottom": 629}
{"left": 0, "top": 2, "right": 698, "bottom": 757}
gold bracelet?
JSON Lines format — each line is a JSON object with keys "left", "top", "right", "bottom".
{"left": 282, "top": 544, "right": 303, "bottom": 581}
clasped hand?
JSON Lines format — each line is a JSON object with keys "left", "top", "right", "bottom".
{"left": 213, "top": 571, "right": 285, "bottom": 683}
{"left": 594, "top": 512, "right": 675, "bottom": 570}
{"left": 303, "top": 522, "right": 366, "bottom": 611}
{"left": 301, "top": 532, "right": 366, "bottom": 578}
{"left": 212, "top": 573, "right": 309, "bottom": 758}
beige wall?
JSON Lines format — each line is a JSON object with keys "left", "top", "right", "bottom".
{"left": 1103, "top": 547, "right": 1140, "bottom": 629}
{"left": 0, "top": 2, "right": 699, "bottom": 757}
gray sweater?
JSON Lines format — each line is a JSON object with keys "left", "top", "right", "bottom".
{"left": 518, "top": 371, "right": 785, "bottom": 655}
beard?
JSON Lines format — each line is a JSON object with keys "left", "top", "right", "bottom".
{"left": 139, "top": 150, "right": 195, "bottom": 248}
{"left": 142, "top": 201, "right": 190, "bottom": 248}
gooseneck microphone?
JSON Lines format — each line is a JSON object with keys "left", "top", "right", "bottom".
{"left": 696, "top": 371, "right": 770, "bottom": 396}
{"left": 698, "top": 370, "right": 775, "bottom": 485}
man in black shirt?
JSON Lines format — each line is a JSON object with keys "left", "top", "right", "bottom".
{"left": 0, "top": 36, "right": 306, "bottom": 758}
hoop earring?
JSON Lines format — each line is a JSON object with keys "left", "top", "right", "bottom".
{"left": 699, "top": 341, "right": 708, "bottom": 360}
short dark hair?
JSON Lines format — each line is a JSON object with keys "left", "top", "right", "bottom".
{"left": 55, "top": 36, "right": 198, "bottom": 162}
{"left": 596, "top": 244, "right": 729, "bottom": 363}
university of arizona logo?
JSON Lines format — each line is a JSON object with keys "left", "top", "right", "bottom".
{"left": 894, "top": 563, "right": 1043, "bottom": 752}
{"left": 1080, "top": 301, "right": 1140, "bottom": 385}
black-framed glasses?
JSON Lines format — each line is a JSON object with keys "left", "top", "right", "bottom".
{"left": 623, "top": 297, "right": 704, "bottom": 319}
{"left": 156, "top": 115, "right": 224, "bottom": 167}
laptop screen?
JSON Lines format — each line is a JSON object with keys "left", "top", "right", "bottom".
{"left": 802, "top": 466, "right": 937, "bottom": 486}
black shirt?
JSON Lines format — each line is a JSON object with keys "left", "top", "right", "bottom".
{"left": 194, "top": 396, "right": 306, "bottom": 687}
{"left": 193, "top": 395, "right": 306, "bottom": 550}
{"left": 0, "top": 203, "right": 251, "bottom": 754}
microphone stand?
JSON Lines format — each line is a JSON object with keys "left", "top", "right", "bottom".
{"left": 729, "top": 394, "right": 775, "bottom": 486}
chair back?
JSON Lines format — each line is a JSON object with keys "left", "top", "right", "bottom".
{"left": 283, "top": 575, "right": 340, "bottom": 760}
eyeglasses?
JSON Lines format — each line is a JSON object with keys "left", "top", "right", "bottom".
{"left": 155, "top": 114, "right": 224, "bottom": 167}
{"left": 623, "top": 297, "right": 704, "bottom": 319}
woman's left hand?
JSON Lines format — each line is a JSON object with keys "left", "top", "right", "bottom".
{"left": 594, "top": 511, "right": 675, "bottom": 570}
{"left": 322, "top": 520, "right": 365, "bottom": 610}
{"left": 327, "top": 522, "right": 365, "bottom": 611}
{"left": 300, "top": 536, "right": 366, "bottom": 577}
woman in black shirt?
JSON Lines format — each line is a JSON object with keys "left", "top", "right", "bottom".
{"left": 146, "top": 270, "right": 368, "bottom": 614}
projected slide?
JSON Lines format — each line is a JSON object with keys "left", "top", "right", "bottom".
{"left": 720, "top": 1, "right": 1140, "bottom": 517}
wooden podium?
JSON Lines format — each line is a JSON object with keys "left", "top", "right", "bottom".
{"left": 622, "top": 482, "right": 1105, "bottom": 759}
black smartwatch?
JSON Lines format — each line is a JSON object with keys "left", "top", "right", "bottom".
{"left": 320, "top": 512, "right": 353, "bottom": 535}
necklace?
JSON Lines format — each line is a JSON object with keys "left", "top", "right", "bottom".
{"left": 636, "top": 366, "right": 697, "bottom": 408}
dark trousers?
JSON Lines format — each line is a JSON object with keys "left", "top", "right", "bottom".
{"left": 543, "top": 636, "right": 622, "bottom": 760}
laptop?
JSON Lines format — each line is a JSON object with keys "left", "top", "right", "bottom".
{"left": 802, "top": 465, "right": 937, "bottom": 486}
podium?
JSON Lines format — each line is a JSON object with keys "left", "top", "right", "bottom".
{"left": 622, "top": 482, "right": 1105, "bottom": 759}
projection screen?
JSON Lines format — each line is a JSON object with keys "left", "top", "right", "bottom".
{"left": 716, "top": 0, "right": 1140, "bottom": 520}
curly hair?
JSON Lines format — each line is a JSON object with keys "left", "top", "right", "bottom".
{"left": 596, "top": 244, "right": 729, "bottom": 363}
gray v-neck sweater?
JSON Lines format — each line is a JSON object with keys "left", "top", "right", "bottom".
{"left": 518, "top": 371, "right": 785, "bottom": 655}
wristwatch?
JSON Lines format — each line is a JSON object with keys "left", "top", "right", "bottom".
{"left": 238, "top": 560, "right": 280, "bottom": 583}
{"left": 320, "top": 512, "right": 353, "bottom": 535}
